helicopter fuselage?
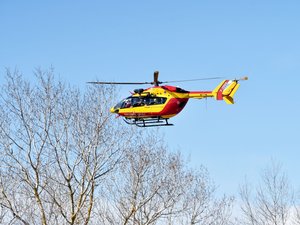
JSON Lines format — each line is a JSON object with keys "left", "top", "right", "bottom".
{"left": 110, "top": 85, "right": 213, "bottom": 120}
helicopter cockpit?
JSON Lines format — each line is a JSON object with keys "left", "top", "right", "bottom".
{"left": 114, "top": 96, "right": 167, "bottom": 110}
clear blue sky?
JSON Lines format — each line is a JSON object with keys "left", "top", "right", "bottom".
{"left": 1, "top": 1, "right": 300, "bottom": 195}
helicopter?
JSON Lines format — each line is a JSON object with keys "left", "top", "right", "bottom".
{"left": 88, "top": 71, "right": 248, "bottom": 127}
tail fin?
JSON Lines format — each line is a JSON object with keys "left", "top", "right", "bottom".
{"left": 212, "top": 80, "right": 241, "bottom": 104}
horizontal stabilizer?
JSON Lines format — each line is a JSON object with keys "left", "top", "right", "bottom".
{"left": 223, "top": 96, "right": 234, "bottom": 104}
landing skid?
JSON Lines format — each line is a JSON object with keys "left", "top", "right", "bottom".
{"left": 123, "top": 117, "right": 173, "bottom": 127}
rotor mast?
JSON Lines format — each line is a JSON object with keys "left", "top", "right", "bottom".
{"left": 153, "top": 71, "right": 160, "bottom": 86}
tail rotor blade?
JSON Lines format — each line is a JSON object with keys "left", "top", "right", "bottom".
{"left": 235, "top": 76, "right": 248, "bottom": 81}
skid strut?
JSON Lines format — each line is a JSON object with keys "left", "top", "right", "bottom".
{"left": 123, "top": 117, "right": 173, "bottom": 127}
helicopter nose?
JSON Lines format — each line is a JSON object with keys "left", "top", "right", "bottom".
{"left": 110, "top": 107, "right": 120, "bottom": 113}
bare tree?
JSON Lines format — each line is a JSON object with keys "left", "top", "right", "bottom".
{"left": 180, "top": 167, "right": 234, "bottom": 225}
{"left": 239, "top": 161, "right": 296, "bottom": 225}
{"left": 97, "top": 133, "right": 188, "bottom": 224}
{"left": 294, "top": 208, "right": 300, "bottom": 225}
{"left": 96, "top": 133, "right": 233, "bottom": 225}
{"left": 291, "top": 192, "right": 300, "bottom": 225}
{"left": 0, "top": 68, "right": 132, "bottom": 225}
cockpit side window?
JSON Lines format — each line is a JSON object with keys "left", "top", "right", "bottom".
{"left": 145, "top": 97, "right": 167, "bottom": 105}
{"left": 117, "top": 96, "right": 167, "bottom": 109}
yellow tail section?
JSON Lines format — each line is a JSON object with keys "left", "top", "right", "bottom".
{"left": 212, "top": 80, "right": 240, "bottom": 104}
{"left": 187, "top": 77, "right": 246, "bottom": 103}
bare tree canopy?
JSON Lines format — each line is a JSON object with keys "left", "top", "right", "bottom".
{"left": 0, "top": 68, "right": 233, "bottom": 225}
{"left": 0, "top": 68, "right": 133, "bottom": 225}
{"left": 96, "top": 134, "right": 234, "bottom": 225}
{"left": 239, "top": 161, "right": 300, "bottom": 225}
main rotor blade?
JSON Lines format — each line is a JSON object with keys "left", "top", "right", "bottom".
{"left": 161, "top": 77, "right": 224, "bottom": 84}
{"left": 87, "top": 81, "right": 152, "bottom": 85}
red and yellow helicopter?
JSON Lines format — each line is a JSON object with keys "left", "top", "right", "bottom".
{"left": 89, "top": 71, "right": 247, "bottom": 127}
